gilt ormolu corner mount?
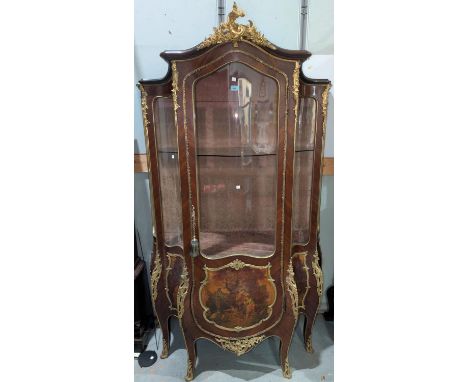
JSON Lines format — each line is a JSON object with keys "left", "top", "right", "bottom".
{"left": 138, "top": 2, "right": 330, "bottom": 380}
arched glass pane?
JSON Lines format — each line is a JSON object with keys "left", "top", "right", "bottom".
{"left": 194, "top": 63, "right": 278, "bottom": 258}
{"left": 154, "top": 97, "right": 183, "bottom": 247}
{"left": 292, "top": 97, "right": 317, "bottom": 245}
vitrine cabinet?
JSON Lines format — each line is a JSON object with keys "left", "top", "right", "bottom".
{"left": 138, "top": 3, "right": 331, "bottom": 380}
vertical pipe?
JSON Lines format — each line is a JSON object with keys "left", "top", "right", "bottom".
{"left": 299, "top": 0, "right": 308, "bottom": 50}
{"left": 218, "top": 0, "right": 226, "bottom": 25}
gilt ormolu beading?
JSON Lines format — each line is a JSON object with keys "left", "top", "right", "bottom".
{"left": 138, "top": 3, "right": 331, "bottom": 379}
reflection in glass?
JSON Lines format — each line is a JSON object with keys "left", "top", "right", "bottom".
{"left": 296, "top": 97, "right": 317, "bottom": 151}
{"left": 195, "top": 63, "right": 278, "bottom": 258}
{"left": 154, "top": 97, "right": 183, "bottom": 247}
{"left": 292, "top": 97, "right": 318, "bottom": 244}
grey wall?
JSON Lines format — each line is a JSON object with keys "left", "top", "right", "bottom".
{"left": 134, "top": 0, "right": 334, "bottom": 310}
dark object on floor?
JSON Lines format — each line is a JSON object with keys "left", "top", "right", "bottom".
{"left": 138, "top": 350, "right": 157, "bottom": 367}
{"left": 134, "top": 225, "right": 155, "bottom": 353}
{"left": 323, "top": 286, "right": 334, "bottom": 321}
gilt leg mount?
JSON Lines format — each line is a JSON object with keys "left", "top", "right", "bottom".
{"left": 282, "top": 358, "right": 292, "bottom": 379}
{"left": 185, "top": 358, "right": 194, "bottom": 381}
{"left": 160, "top": 338, "right": 169, "bottom": 359}
{"left": 306, "top": 337, "right": 314, "bottom": 353}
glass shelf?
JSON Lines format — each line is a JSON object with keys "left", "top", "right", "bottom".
{"left": 157, "top": 149, "right": 313, "bottom": 156}
{"left": 199, "top": 231, "right": 275, "bottom": 259}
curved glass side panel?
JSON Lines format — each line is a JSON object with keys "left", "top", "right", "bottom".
{"left": 292, "top": 97, "right": 317, "bottom": 245}
{"left": 154, "top": 97, "right": 183, "bottom": 247}
{"left": 195, "top": 63, "right": 279, "bottom": 258}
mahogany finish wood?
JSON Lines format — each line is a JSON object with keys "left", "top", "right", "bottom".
{"left": 137, "top": 5, "right": 330, "bottom": 379}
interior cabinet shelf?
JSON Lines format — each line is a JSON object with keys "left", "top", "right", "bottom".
{"left": 157, "top": 149, "right": 314, "bottom": 157}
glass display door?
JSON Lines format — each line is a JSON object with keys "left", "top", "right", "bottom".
{"left": 179, "top": 51, "right": 290, "bottom": 337}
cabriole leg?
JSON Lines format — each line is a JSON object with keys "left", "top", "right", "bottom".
{"left": 158, "top": 315, "right": 170, "bottom": 358}
{"left": 303, "top": 314, "right": 314, "bottom": 353}
{"left": 280, "top": 337, "right": 292, "bottom": 378}
{"left": 303, "top": 247, "right": 323, "bottom": 353}
{"left": 183, "top": 336, "right": 196, "bottom": 381}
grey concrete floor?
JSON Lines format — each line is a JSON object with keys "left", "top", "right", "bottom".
{"left": 134, "top": 314, "right": 333, "bottom": 381}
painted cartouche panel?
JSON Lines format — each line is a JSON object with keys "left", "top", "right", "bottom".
{"left": 292, "top": 252, "right": 310, "bottom": 309}
{"left": 199, "top": 260, "right": 276, "bottom": 332}
{"left": 165, "top": 253, "right": 185, "bottom": 310}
